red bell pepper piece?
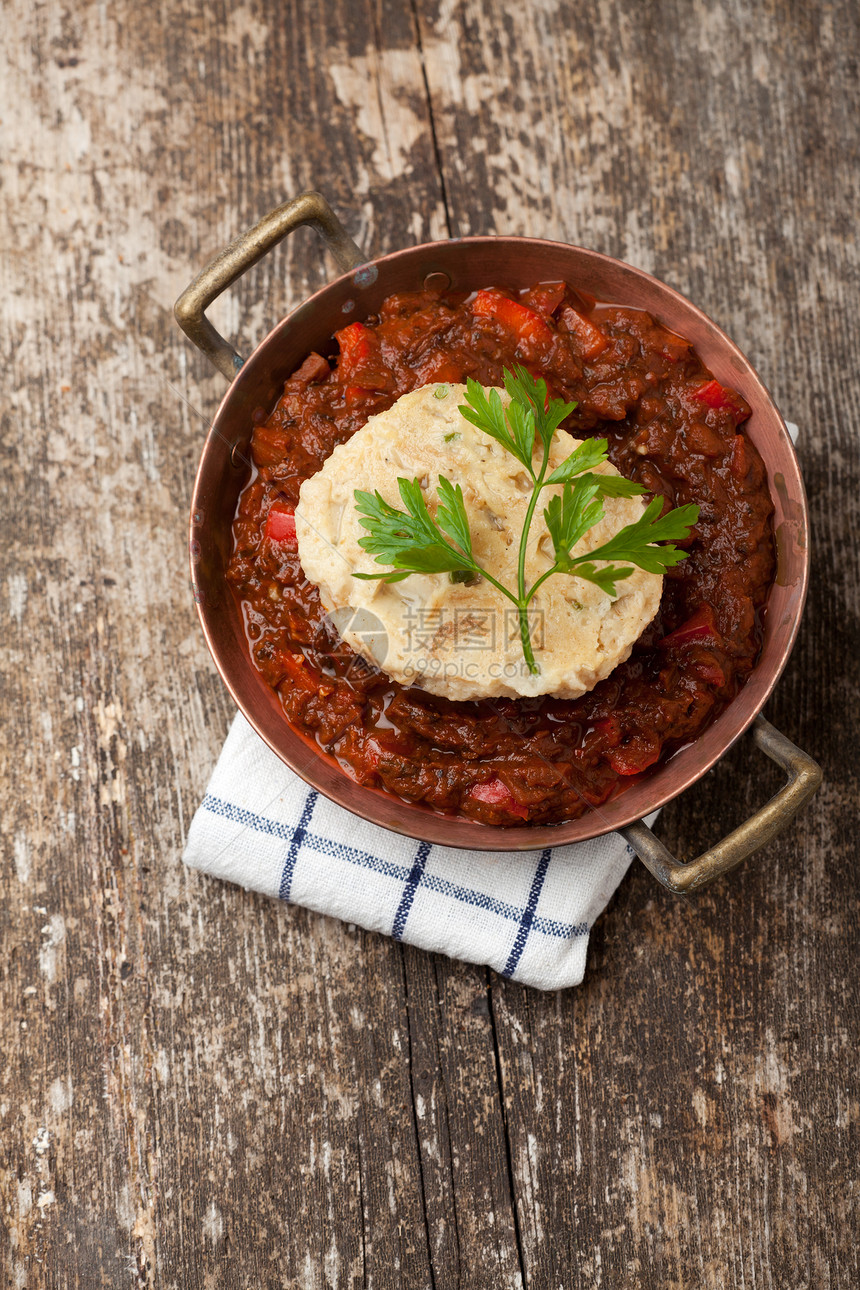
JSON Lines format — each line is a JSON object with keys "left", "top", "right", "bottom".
{"left": 471, "top": 290, "right": 553, "bottom": 348}
{"left": 334, "top": 321, "right": 391, "bottom": 390}
{"left": 275, "top": 650, "right": 317, "bottom": 693}
{"left": 265, "top": 505, "right": 296, "bottom": 543}
{"left": 693, "top": 379, "right": 730, "bottom": 409}
{"left": 692, "top": 380, "right": 748, "bottom": 421}
{"left": 660, "top": 604, "right": 721, "bottom": 648}
{"left": 559, "top": 306, "right": 609, "bottom": 361}
{"left": 344, "top": 384, "right": 372, "bottom": 406}
{"left": 469, "top": 777, "right": 530, "bottom": 820}
{"left": 335, "top": 320, "right": 372, "bottom": 365}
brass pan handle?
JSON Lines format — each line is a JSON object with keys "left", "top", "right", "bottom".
{"left": 174, "top": 192, "right": 366, "bottom": 380}
{"left": 621, "top": 715, "right": 821, "bottom": 894}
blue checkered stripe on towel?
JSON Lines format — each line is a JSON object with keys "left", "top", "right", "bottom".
{"left": 201, "top": 788, "right": 586, "bottom": 980}
{"left": 182, "top": 712, "right": 640, "bottom": 991}
{"left": 182, "top": 426, "right": 801, "bottom": 988}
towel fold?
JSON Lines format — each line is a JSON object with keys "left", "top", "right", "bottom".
{"left": 183, "top": 426, "right": 799, "bottom": 989}
{"left": 184, "top": 714, "right": 652, "bottom": 990}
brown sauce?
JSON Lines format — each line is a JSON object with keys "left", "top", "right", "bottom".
{"left": 226, "top": 282, "right": 775, "bottom": 826}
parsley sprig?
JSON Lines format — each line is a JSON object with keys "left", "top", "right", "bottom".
{"left": 353, "top": 367, "right": 699, "bottom": 674}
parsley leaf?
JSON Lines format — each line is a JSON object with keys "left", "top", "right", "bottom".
{"left": 575, "top": 496, "right": 699, "bottom": 573}
{"left": 435, "top": 476, "right": 474, "bottom": 560}
{"left": 353, "top": 481, "right": 477, "bottom": 582}
{"left": 503, "top": 365, "right": 576, "bottom": 453}
{"left": 352, "top": 368, "right": 699, "bottom": 672}
{"left": 543, "top": 479, "right": 606, "bottom": 569}
{"left": 567, "top": 561, "right": 636, "bottom": 598}
{"left": 458, "top": 380, "right": 533, "bottom": 471}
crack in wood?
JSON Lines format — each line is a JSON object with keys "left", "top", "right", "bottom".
{"left": 400, "top": 947, "right": 438, "bottom": 1290}
{"left": 487, "top": 978, "right": 528, "bottom": 1290}
{"left": 409, "top": 0, "right": 455, "bottom": 240}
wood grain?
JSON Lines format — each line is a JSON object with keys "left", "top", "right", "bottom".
{"left": 1, "top": 0, "right": 857, "bottom": 1286}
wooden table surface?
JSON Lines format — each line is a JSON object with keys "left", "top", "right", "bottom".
{"left": 2, "top": 1, "right": 858, "bottom": 1286}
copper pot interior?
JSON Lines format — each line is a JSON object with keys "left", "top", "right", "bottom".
{"left": 190, "top": 238, "right": 808, "bottom": 851}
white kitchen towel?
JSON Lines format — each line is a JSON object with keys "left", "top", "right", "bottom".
{"left": 183, "top": 712, "right": 644, "bottom": 990}
{"left": 182, "top": 423, "right": 799, "bottom": 990}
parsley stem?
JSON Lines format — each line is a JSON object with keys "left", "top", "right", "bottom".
{"left": 470, "top": 566, "right": 520, "bottom": 607}
{"left": 524, "top": 564, "right": 558, "bottom": 606}
{"left": 516, "top": 603, "right": 537, "bottom": 673}
{"left": 515, "top": 444, "right": 551, "bottom": 674}
{"left": 354, "top": 369, "right": 697, "bottom": 679}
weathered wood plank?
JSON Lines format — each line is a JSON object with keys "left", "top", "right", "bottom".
{"left": 0, "top": 0, "right": 461, "bottom": 1285}
{"left": 400, "top": 949, "right": 525, "bottom": 1288}
{"left": 414, "top": 0, "right": 860, "bottom": 1285}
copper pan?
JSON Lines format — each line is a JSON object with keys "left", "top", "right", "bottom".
{"left": 176, "top": 192, "right": 821, "bottom": 894}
